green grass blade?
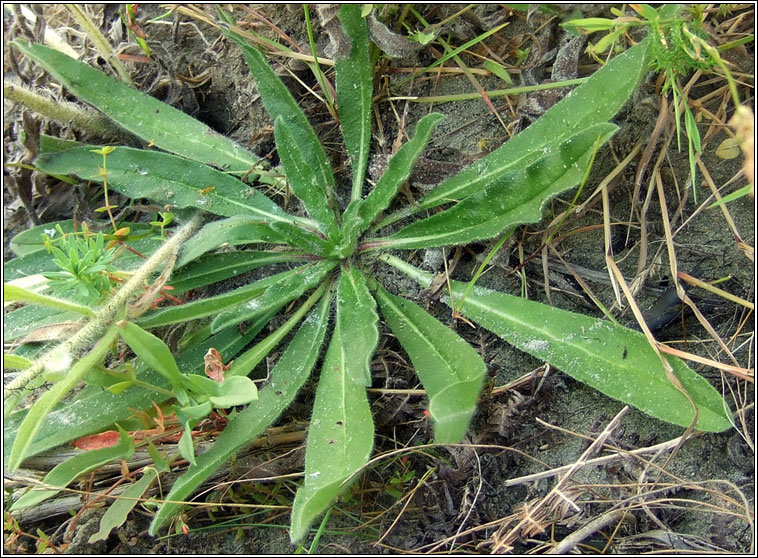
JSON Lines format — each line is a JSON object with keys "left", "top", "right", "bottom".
{"left": 335, "top": 266, "right": 379, "bottom": 386}
{"left": 379, "top": 124, "right": 616, "bottom": 249}
{"left": 334, "top": 4, "right": 373, "bottom": 200}
{"left": 289, "top": 324, "right": 374, "bottom": 543}
{"left": 449, "top": 282, "right": 732, "bottom": 432}
{"left": 10, "top": 427, "right": 134, "bottom": 510}
{"left": 149, "top": 290, "right": 332, "bottom": 535}
{"left": 210, "top": 260, "right": 336, "bottom": 333}
{"left": 3, "top": 284, "right": 96, "bottom": 317}
{"left": 379, "top": 38, "right": 650, "bottom": 228}
{"left": 8, "top": 327, "right": 119, "bottom": 471}
{"left": 12, "top": 40, "right": 262, "bottom": 172}
{"left": 375, "top": 286, "right": 486, "bottom": 442}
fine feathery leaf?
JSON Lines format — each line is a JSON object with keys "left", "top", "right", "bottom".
{"left": 289, "top": 324, "right": 374, "bottom": 543}
{"left": 149, "top": 289, "right": 332, "bottom": 535}
{"left": 335, "top": 265, "right": 379, "bottom": 386}
{"left": 334, "top": 4, "right": 373, "bottom": 199}
{"left": 377, "top": 123, "right": 616, "bottom": 249}
{"left": 12, "top": 40, "right": 262, "bottom": 172}
{"left": 375, "top": 286, "right": 487, "bottom": 442}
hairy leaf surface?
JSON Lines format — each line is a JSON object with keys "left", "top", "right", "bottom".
{"left": 336, "top": 266, "right": 378, "bottom": 386}
{"left": 290, "top": 325, "right": 374, "bottom": 542}
{"left": 376, "top": 287, "right": 486, "bottom": 442}
{"left": 12, "top": 40, "right": 262, "bottom": 172}
{"left": 210, "top": 260, "right": 336, "bottom": 332}
{"left": 379, "top": 124, "right": 616, "bottom": 249}
{"left": 334, "top": 4, "right": 373, "bottom": 197}
{"left": 413, "top": 39, "right": 650, "bottom": 211}
{"left": 434, "top": 277, "right": 732, "bottom": 432}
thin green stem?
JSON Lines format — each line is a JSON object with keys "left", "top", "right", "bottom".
{"left": 386, "top": 78, "right": 586, "bottom": 104}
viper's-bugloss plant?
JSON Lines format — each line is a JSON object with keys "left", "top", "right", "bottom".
{"left": 5, "top": 6, "right": 733, "bottom": 543}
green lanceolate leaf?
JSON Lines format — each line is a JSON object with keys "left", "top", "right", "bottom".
{"left": 176, "top": 216, "right": 292, "bottom": 268}
{"left": 334, "top": 4, "right": 373, "bottom": 199}
{"left": 378, "top": 124, "right": 616, "bottom": 249}
{"left": 89, "top": 467, "right": 158, "bottom": 543}
{"left": 149, "top": 289, "right": 332, "bottom": 535}
{"left": 440, "top": 278, "right": 732, "bottom": 432}
{"left": 35, "top": 145, "right": 292, "bottom": 224}
{"left": 12, "top": 40, "right": 262, "bottom": 172}
{"left": 289, "top": 324, "right": 374, "bottom": 543}
{"left": 8, "top": 327, "right": 119, "bottom": 471}
{"left": 171, "top": 251, "right": 306, "bottom": 294}
{"left": 378, "top": 39, "right": 650, "bottom": 230}
{"left": 117, "top": 321, "right": 184, "bottom": 396}
{"left": 274, "top": 117, "right": 339, "bottom": 237}
{"left": 336, "top": 266, "right": 378, "bottom": 386}
{"left": 222, "top": 21, "right": 336, "bottom": 203}
{"left": 11, "top": 426, "right": 135, "bottom": 511}
{"left": 136, "top": 267, "right": 298, "bottom": 328}
{"left": 375, "top": 286, "right": 486, "bottom": 443}
{"left": 211, "top": 260, "right": 336, "bottom": 333}
{"left": 349, "top": 112, "right": 444, "bottom": 237}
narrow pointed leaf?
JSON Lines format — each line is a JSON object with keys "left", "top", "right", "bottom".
{"left": 171, "top": 251, "right": 305, "bottom": 294}
{"left": 12, "top": 40, "right": 262, "bottom": 172}
{"left": 136, "top": 267, "right": 298, "bottom": 328}
{"left": 3, "top": 284, "right": 95, "bottom": 317}
{"left": 11, "top": 427, "right": 134, "bottom": 511}
{"left": 375, "top": 287, "right": 486, "bottom": 442}
{"left": 290, "top": 325, "right": 374, "bottom": 543}
{"left": 435, "top": 277, "right": 732, "bottom": 432}
{"left": 336, "top": 266, "right": 378, "bottom": 386}
{"left": 211, "top": 260, "right": 336, "bottom": 333}
{"left": 414, "top": 39, "right": 650, "bottom": 211}
{"left": 222, "top": 23, "right": 336, "bottom": 201}
{"left": 149, "top": 291, "right": 332, "bottom": 535}
{"left": 176, "top": 216, "right": 291, "bottom": 268}
{"left": 35, "top": 146, "right": 291, "bottom": 223}
{"left": 379, "top": 124, "right": 616, "bottom": 249}
{"left": 334, "top": 4, "right": 372, "bottom": 197}
{"left": 348, "top": 112, "right": 444, "bottom": 237}
{"left": 89, "top": 467, "right": 158, "bottom": 543}
{"left": 274, "top": 117, "right": 339, "bottom": 236}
